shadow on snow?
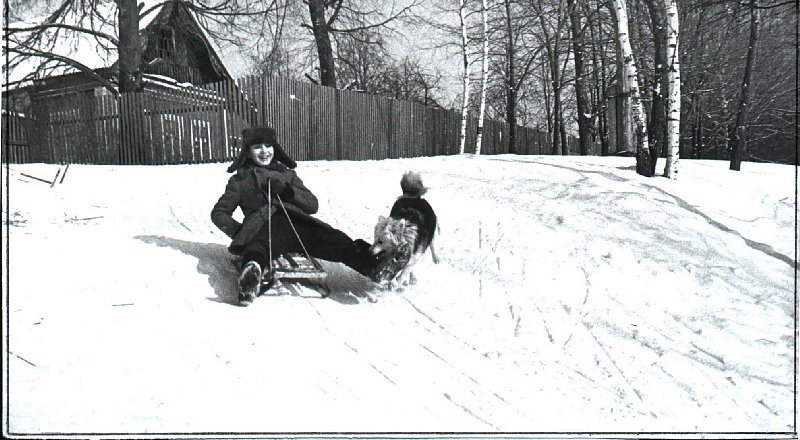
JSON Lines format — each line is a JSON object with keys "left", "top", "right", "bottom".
{"left": 135, "top": 235, "right": 378, "bottom": 306}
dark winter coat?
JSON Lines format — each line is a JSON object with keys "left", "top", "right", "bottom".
{"left": 211, "top": 162, "right": 332, "bottom": 255}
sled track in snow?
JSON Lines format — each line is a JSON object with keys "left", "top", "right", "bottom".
{"left": 522, "top": 160, "right": 794, "bottom": 269}
{"left": 639, "top": 183, "right": 796, "bottom": 269}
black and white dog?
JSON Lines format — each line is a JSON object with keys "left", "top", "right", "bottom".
{"left": 370, "top": 171, "right": 438, "bottom": 287}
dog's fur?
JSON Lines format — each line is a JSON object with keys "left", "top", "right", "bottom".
{"left": 370, "top": 171, "right": 437, "bottom": 287}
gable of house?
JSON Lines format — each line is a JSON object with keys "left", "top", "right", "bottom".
{"left": 139, "top": 1, "right": 231, "bottom": 85}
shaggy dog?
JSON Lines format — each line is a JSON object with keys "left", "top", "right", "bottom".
{"left": 370, "top": 171, "right": 438, "bottom": 287}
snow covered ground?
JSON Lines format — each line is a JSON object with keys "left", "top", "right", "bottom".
{"left": 2, "top": 155, "right": 796, "bottom": 436}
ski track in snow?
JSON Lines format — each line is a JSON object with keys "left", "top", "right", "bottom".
{"left": 2, "top": 156, "right": 795, "bottom": 434}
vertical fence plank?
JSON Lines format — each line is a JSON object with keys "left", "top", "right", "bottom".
{"left": 118, "top": 93, "right": 129, "bottom": 164}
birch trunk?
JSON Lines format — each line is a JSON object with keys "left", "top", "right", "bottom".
{"left": 458, "top": 0, "right": 471, "bottom": 155}
{"left": 663, "top": 0, "right": 681, "bottom": 178}
{"left": 475, "top": 0, "right": 489, "bottom": 156}
{"left": 613, "top": 0, "right": 652, "bottom": 176}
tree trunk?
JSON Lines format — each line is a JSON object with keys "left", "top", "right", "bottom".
{"left": 458, "top": 0, "right": 470, "bottom": 155}
{"left": 539, "top": 13, "right": 564, "bottom": 155}
{"left": 590, "top": 0, "right": 610, "bottom": 156}
{"left": 117, "top": 0, "right": 144, "bottom": 164}
{"left": 729, "top": 0, "right": 760, "bottom": 171}
{"left": 559, "top": 80, "right": 569, "bottom": 155}
{"left": 117, "top": 0, "right": 142, "bottom": 93}
{"left": 550, "top": 58, "right": 562, "bottom": 155}
{"left": 475, "top": 0, "right": 489, "bottom": 156}
{"left": 308, "top": 0, "right": 337, "bottom": 87}
{"left": 598, "top": 42, "right": 610, "bottom": 156}
{"left": 504, "top": 0, "right": 518, "bottom": 154}
{"left": 568, "top": 0, "right": 592, "bottom": 155}
{"left": 663, "top": 0, "right": 681, "bottom": 178}
{"left": 691, "top": 94, "right": 702, "bottom": 159}
{"left": 542, "top": 61, "right": 553, "bottom": 152}
{"left": 613, "top": 0, "right": 652, "bottom": 176}
{"left": 643, "top": 0, "right": 667, "bottom": 176}
{"left": 612, "top": 14, "right": 634, "bottom": 157}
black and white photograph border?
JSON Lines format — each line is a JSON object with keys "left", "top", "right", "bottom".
{"left": 1, "top": 0, "right": 797, "bottom": 437}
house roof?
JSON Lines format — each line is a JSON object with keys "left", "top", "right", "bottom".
{"left": 3, "top": 0, "right": 233, "bottom": 88}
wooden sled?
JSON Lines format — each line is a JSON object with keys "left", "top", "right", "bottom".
{"left": 270, "top": 252, "right": 330, "bottom": 297}
{"left": 230, "top": 253, "right": 329, "bottom": 298}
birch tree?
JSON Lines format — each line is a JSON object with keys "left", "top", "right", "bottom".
{"left": 475, "top": 0, "right": 490, "bottom": 155}
{"left": 458, "top": 0, "right": 471, "bottom": 154}
{"left": 663, "top": 0, "right": 680, "bottom": 178}
{"left": 612, "top": 0, "right": 653, "bottom": 176}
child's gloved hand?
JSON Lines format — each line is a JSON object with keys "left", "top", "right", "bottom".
{"left": 278, "top": 184, "right": 294, "bottom": 200}
{"left": 267, "top": 178, "right": 294, "bottom": 201}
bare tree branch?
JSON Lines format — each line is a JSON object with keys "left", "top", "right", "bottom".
{"left": 5, "top": 22, "right": 119, "bottom": 46}
{"left": 6, "top": 45, "right": 119, "bottom": 95}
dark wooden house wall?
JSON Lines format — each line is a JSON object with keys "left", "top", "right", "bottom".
{"left": 141, "top": 3, "right": 227, "bottom": 85}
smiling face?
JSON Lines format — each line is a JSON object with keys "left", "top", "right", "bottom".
{"left": 248, "top": 143, "right": 275, "bottom": 167}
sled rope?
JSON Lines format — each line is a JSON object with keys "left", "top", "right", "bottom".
{"left": 267, "top": 181, "right": 273, "bottom": 265}
{"left": 276, "top": 193, "right": 317, "bottom": 268}
{"left": 267, "top": 180, "right": 320, "bottom": 270}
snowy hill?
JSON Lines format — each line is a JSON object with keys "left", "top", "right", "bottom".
{"left": 2, "top": 155, "right": 796, "bottom": 435}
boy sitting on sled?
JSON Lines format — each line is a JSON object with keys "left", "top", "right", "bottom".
{"left": 211, "top": 126, "right": 380, "bottom": 305}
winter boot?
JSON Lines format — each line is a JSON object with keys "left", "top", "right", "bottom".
{"left": 238, "top": 261, "right": 262, "bottom": 306}
{"left": 346, "top": 239, "right": 382, "bottom": 282}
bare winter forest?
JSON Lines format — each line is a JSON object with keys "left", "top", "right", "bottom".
{"left": 4, "top": 0, "right": 797, "bottom": 170}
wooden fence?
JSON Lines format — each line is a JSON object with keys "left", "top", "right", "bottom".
{"left": 2, "top": 110, "right": 32, "bottom": 163}
{"left": 2, "top": 75, "right": 572, "bottom": 165}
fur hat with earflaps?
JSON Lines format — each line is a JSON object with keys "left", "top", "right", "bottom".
{"left": 227, "top": 126, "right": 297, "bottom": 172}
